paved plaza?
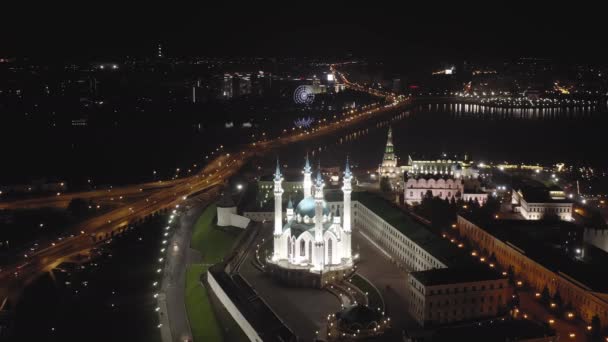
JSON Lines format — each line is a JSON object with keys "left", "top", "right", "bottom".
{"left": 239, "top": 224, "right": 420, "bottom": 341}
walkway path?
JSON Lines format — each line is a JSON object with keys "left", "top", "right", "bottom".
{"left": 239, "top": 222, "right": 340, "bottom": 341}
{"left": 159, "top": 201, "right": 207, "bottom": 342}
{"left": 352, "top": 230, "right": 420, "bottom": 340}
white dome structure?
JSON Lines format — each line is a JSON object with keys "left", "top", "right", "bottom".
{"left": 267, "top": 156, "right": 354, "bottom": 286}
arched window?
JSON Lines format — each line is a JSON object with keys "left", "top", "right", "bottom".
{"left": 287, "top": 238, "right": 291, "bottom": 258}
{"left": 292, "top": 238, "right": 295, "bottom": 257}
{"left": 300, "top": 240, "right": 306, "bottom": 256}
{"left": 328, "top": 238, "right": 333, "bottom": 265}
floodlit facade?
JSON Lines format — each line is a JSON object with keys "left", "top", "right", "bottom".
{"left": 512, "top": 186, "right": 572, "bottom": 221}
{"left": 404, "top": 176, "right": 487, "bottom": 206}
{"left": 404, "top": 177, "right": 464, "bottom": 204}
{"left": 408, "top": 268, "right": 510, "bottom": 326}
{"left": 378, "top": 127, "right": 399, "bottom": 179}
{"left": 268, "top": 156, "right": 353, "bottom": 279}
{"left": 402, "top": 154, "right": 479, "bottom": 179}
{"left": 457, "top": 215, "right": 608, "bottom": 328}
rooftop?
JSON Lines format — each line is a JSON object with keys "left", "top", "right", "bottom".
{"left": 461, "top": 214, "right": 608, "bottom": 293}
{"left": 352, "top": 192, "right": 471, "bottom": 268}
{"left": 514, "top": 178, "right": 570, "bottom": 203}
{"left": 405, "top": 173, "right": 462, "bottom": 181}
{"left": 432, "top": 318, "right": 555, "bottom": 342}
{"left": 410, "top": 265, "right": 505, "bottom": 287}
{"left": 407, "top": 152, "right": 469, "bottom": 162}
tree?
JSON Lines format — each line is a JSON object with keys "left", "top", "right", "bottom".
{"left": 541, "top": 285, "right": 551, "bottom": 305}
{"left": 591, "top": 314, "right": 601, "bottom": 340}
{"left": 380, "top": 177, "right": 392, "bottom": 192}
{"left": 542, "top": 211, "right": 560, "bottom": 222}
{"left": 473, "top": 197, "right": 481, "bottom": 209}
{"left": 489, "top": 252, "right": 497, "bottom": 263}
{"left": 553, "top": 290, "right": 563, "bottom": 313}
{"left": 507, "top": 265, "right": 515, "bottom": 283}
{"left": 564, "top": 301, "right": 574, "bottom": 314}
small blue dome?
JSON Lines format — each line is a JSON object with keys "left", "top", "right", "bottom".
{"left": 295, "top": 197, "right": 329, "bottom": 218}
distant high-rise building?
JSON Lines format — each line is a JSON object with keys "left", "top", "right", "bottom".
{"left": 221, "top": 74, "right": 233, "bottom": 99}
{"left": 251, "top": 71, "right": 266, "bottom": 96}
{"left": 392, "top": 78, "right": 401, "bottom": 93}
{"left": 311, "top": 76, "right": 323, "bottom": 94}
{"left": 235, "top": 74, "right": 252, "bottom": 97}
{"left": 157, "top": 43, "right": 164, "bottom": 58}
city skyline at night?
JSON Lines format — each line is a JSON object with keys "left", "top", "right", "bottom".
{"left": 1, "top": 5, "right": 608, "bottom": 342}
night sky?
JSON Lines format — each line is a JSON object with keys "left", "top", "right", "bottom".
{"left": 2, "top": 3, "right": 607, "bottom": 63}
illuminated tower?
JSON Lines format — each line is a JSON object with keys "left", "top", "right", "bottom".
{"left": 272, "top": 159, "right": 284, "bottom": 261}
{"left": 303, "top": 154, "right": 312, "bottom": 198}
{"left": 312, "top": 169, "right": 325, "bottom": 271}
{"left": 379, "top": 126, "right": 398, "bottom": 178}
{"left": 342, "top": 157, "right": 353, "bottom": 260}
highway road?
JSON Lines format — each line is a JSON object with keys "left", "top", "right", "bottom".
{"left": 0, "top": 178, "right": 185, "bottom": 210}
{"left": 0, "top": 67, "right": 409, "bottom": 299}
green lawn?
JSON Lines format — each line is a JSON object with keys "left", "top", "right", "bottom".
{"left": 351, "top": 274, "right": 384, "bottom": 311}
{"left": 185, "top": 204, "right": 242, "bottom": 342}
{"left": 191, "top": 204, "right": 240, "bottom": 261}
{"left": 185, "top": 264, "right": 222, "bottom": 342}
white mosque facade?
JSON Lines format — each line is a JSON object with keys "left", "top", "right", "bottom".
{"left": 267, "top": 157, "right": 354, "bottom": 287}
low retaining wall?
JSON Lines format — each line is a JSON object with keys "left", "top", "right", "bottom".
{"left": 243, "top": 211, "right": 273, "bottom": 222}
{"left": 265, "top": 262, "right": 353, "bottom": 288}
{"left": 205, "top": 223, "right": 295, "bottom": 342}
{"left": 207, "top": 271, "right": 263, "bottom": 342}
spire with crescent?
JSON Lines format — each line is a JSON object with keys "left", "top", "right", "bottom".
{"left": 274, "top": 158, "right": 282, "bottom": 182}
{"left": 304, "top": 153, "right": 311, "bottom": 173}
{"left": 315, "top": 162, "right": 324, "bottom": 187}
{"left": 344, "top": 155, "right": 352, "bottom": 178}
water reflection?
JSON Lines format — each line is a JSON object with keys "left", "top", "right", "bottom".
{"left": 273, "top": 102, "right": 608, "bottom": 171}
{"left": 430, "top": 103, "right": 599, "bottom": 119}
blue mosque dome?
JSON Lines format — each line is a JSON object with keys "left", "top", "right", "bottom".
{"left": 295, "top": 196, "right": 330, "bottom": 220}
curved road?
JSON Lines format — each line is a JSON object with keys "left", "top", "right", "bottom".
{"left": 0, "top": 68, "right": 408, "bottom": 301}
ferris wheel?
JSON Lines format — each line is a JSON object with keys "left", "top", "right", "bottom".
{"left": 293, "top": 85, "right": 315, "bottom": 105}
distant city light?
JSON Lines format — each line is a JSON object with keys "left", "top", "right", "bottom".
{"left": 293, "top": 85, "right": 315, "bottom": 105}
{"left": 294, "top": 117, "right": 315, "bottom": 128}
